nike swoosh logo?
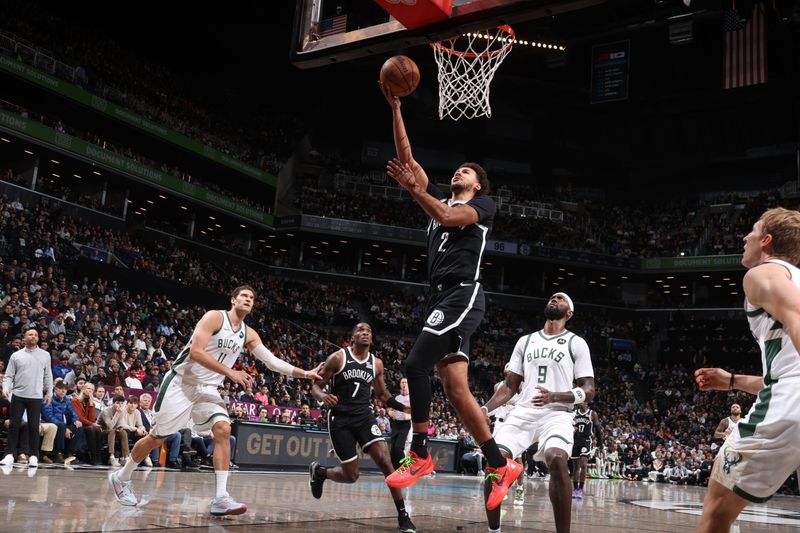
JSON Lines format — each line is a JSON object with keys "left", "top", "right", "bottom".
{"left": 410, "top": 462, "right": 428, "bottom": 475}
{"left": 459, "top": 282, "right": 473, "bottom": 287}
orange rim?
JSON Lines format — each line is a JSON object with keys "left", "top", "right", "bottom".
{"left": 430, "top": 25, "right": 515, "bottom": 59}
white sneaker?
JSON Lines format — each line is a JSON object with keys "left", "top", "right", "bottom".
{"left": 109, "top": 456, "right": 120, "bottom": 467}
{"left": 210, "top": 495, "right": 247, "bottom": 516}
{"left": 28, "top": 456, "right": 38, "bottom": 468}
{"left": 108, "top": 471, "right": 138, "bottom": 506}
{"left": 143, "top": 457, "right": 153, "bottom": 467}
{"left": 0, "top": 454, "right": 13, "bottom": 466}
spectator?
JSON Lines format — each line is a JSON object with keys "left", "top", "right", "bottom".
{"left": 0, "top": 326, "right": 53, "bottom": 467}
{"left": 70, "top": 381, "right": 104, "bottom": 465}
{"left": 40, "top": 380, "right": 80, "bottom": 463}
{"left": 99, "top": 394, "right": 132, "bottom": 467}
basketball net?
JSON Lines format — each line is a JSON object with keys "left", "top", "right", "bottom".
{"left": 431, "top": 26, "right": 514, "bottom": 121}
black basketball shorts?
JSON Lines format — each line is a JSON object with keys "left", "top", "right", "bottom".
{"left": 328, "top": 412, "right": 386, "bottom": 463}
{"left": 409, "top": 281, "right": 485, "bottom": 364}
{"left": 571, "top": 438, "right": 592, "bottom": 459}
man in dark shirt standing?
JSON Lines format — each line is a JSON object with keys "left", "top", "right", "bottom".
{"left": 380, "top": 85, "right": 521, "bottom": 507}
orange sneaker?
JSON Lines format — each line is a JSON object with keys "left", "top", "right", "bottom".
{"left": 485, "top": 458, "right": 524, "bottom": 510}
{"left": 385, "top": 451, "right": 434, "bottom": 489}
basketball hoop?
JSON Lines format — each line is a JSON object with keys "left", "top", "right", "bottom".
{"left": 431, "top": 25, "right": 514, "bottom": 121}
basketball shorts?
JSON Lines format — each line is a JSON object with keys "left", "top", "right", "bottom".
{"left": 329, "top": 412, "right": 386, "bottom": 464}
{"left": 151, "top": 372, "right": 229, "bottom": 438}
{"left": 711, "top": 375, "right": 800, "bottom": 502}
{"left": 571, "top": 438, "right": 592, "bottom": 459}
{"left": 409, "top": 282, "right": 485, "bottom": 364}
{"left": 493, "top": 407, "right": 574, "bottom": 461}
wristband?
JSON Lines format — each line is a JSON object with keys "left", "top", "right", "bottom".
{"left": 386, "top": 397, "right": 405, "bottom": 411}
{"left": 729, "top": 373, "right": 735, "bottom": 391}
{"left": 571, "top": 387, "right": 586, "bottom": 404}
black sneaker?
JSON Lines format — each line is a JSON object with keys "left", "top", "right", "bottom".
{"left": 309, "top": 461, "right": 325, "bottom": 499}
{"left": 398, "top": 512, "right": 416, "bottom": 533}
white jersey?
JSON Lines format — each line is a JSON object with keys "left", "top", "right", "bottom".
{"left": 727, "top": 416, "right": 739, "bottom": 432}
{"left": 745, "top": 259, "right": 800, "bottom": 384}
{"left": 170, "top": 310, "right": 247, "bottom": 386}
{"left": 507, "top": 328, "right": 594, "bottom": 412}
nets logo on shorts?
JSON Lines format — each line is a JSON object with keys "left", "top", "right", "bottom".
{"left": 426, "top": 309, "right": 445, "bottom": 327}
{"left": 371, "top": 425, "right": 382, "bottom": 436}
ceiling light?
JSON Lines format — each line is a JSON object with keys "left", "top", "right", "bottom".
{"left": 24, "top": 149, "right": 33, "bottom": 155}
{"left": 93, "top": 170, "right": 101, "bottom": 175}
{"left": 50, "top": 159, "right": 60, "bottom": 164}
{"left": 159, "top": 195, "right": 166, "bottom": 199}
{"left": 146, "top": 200, "right": 154, "bottom": 204}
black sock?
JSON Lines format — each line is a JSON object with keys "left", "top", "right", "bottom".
{"left": 573, "top": 481, "right": 579, "bottom": 490}
{"left": 394, "top": 498, "right": 406, "bottom": 515}
{"left": 316, "top": 464, "right": 327, "bottom": 479}
{"left": 410, "top": 432, "right": 428, "bottom": 458}
{"left": 578, "top": 481, "right": 584, "bottom": 489}
{"left": 480, "top": 439, "right": 506, "bottom": 469}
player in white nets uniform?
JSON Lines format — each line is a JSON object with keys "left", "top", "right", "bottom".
{"left": 713, "top": 404, "right": 741, "bottom": 440}
{"left": 481, "top": 292, "right": 595, "bottom": 533}
{"left": 694, "top": 208, "right": 800, "bottom": 533}
{"left": 108, "top": 285, "right": 322, "bottom": 516}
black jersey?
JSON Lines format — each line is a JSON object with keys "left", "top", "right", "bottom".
{"left": 573, "top": 409, "right": 594, "bottom": 442}
{"left": 330, "top": 347, "right": 375, "bottom": 418}
{"left": 425, "top": 183, "right": 495, "bottom": 289}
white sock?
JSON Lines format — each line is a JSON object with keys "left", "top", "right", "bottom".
{"left": 215, "top": 470, "right": 229, "bottom": 498}
{"left": 118, "top": 455, "right": 140, "bottom": 481}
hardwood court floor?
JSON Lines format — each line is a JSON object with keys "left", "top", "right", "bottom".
{"left": 1, "top": 464, "right": 798, "bottom": 532}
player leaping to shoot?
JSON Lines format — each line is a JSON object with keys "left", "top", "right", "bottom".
{"left": 380, "top": 81, "right": 521, "bottom": 508}
{"left": 109, "top": 285, "right": 322, "bottom": 516}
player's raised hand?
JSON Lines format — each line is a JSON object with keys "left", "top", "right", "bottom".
{"left": 228, "top": 369, "right": 253, "bottom": 389}
{"left": 532, "top": 385, "right": 554, "bottom": 407}
{"left": 322, "top": 393, "right": 338, "bottom": 408}
{"left": 387, "top": 158, "right": 417, "bottom": 191}
{"left": 378, "top": 80, "right": 401, "bottom": 110}
{"left": 694, "top": 368, "right": 731, "bottom": 391}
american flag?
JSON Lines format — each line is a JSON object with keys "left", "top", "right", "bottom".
{"left": 723, "top": 4, "right": 766, "bottom": 89}
{"left": 318, "top": 15, "right": 348, "bottom": 37}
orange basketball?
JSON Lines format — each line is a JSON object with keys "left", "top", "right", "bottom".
{"left": 380, "top": 55, "right": 420, "bottom": 97}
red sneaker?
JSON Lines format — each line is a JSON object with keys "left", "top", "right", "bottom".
{"left": 485, "top": 458, "right": 524, "bottom": 510}
{"left": 385, "top": 451, "right": 434, "bottom": 489}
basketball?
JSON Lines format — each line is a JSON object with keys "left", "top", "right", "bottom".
{"left": 380, "top": 55, "right": 420, "bottom": 97}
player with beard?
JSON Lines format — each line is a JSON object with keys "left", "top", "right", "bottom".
{"left": 481, "top": 292, "right": 596, "bottom": 533}
{"left": 380, "top": 83, "right": 521, "bottom": 509}
{"left": 308, "top": 322, "right": 416, "bottom": 533}
{"left": 713, "top": 404, "right": 742, "bottom": 440}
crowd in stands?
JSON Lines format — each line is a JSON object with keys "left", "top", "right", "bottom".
{"left": 297, "top": 174, "right": 791, "bottom": 259}
{"left": 0, "top": 188, "right": 792, "bottom": 491}
{"left": 0, "top": 99, "right": 269, "bottom": 214}
{"left": 0, "top": 0, "right": 293, "bottom": 173}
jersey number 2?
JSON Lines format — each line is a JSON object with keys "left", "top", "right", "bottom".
{"left": 438, "top": 232, "right": 449, "bottom": 252}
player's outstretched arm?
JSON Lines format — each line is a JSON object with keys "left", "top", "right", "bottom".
{"left": 310, "top": 350, "right": 343, "bottom": 408}
{"left": 189, "top": 311, "right": 253, "bottom": 389}
{"left": 694, "top": 367, "right": 763, "bottom": 395}
{"left": 246, "top": 328, "right": 323, "bottom": 380}
{"left": 379, "top": 80, "right": 430, "bottom": 192}
{"left": 482, "top": 371, "right": 523, "bottom": 417}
